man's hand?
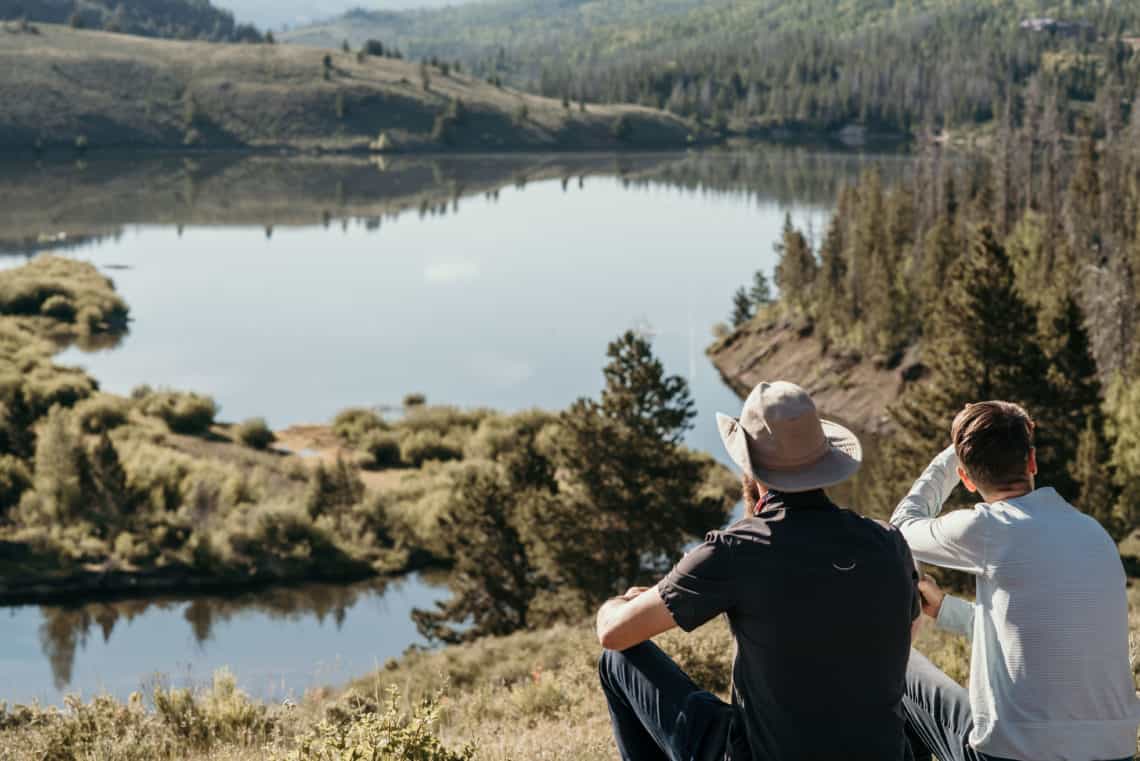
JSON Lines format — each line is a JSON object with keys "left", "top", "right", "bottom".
{"left": 918, "top": 574, "right": 945, "bottom": 619}
{"left": 621, "top": 586, "right": 650, "bottom": 601}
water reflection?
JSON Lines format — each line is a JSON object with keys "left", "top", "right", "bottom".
{"left": 0, "top": 146, "right": 908, "bottom": 257}
{"left": 30, "top": 576, "right": 437, "bottom": 695}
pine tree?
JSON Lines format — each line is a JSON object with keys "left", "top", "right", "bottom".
{"left": 1106, "top": 362, "right": 1140, "bottom": 538}
{"left": 1034, "top": 293, "right": 1108, "bottom": 506}
{"left": 920, "top": 214, "right": 961, "bottom": 314}
{"left": 543, "top": 332, "right": 725, "bottom": 600}
{"left": 875, "top": 226, "right": 1050, "bottom": 517}
{"left": 773, "top": 213, "right": 818, "bottom": 315}
{"left": 31, "top": 407, "right": 88, "bottom": 523}
{"left": 815, "top": 212, "right": 849, "bottom": 344}
{"left": 412, "top": 464, "right": 537, "bottom": 643}
{"left": 1065, "top": 131, "right": 1102, "bottom": 265}
{"left": 303, "top": 457, "right": 363, "bottom": 517}
{"left": 730, "top": 286, "right": 754, "bottom": 327}
{"left": 750, "top": 271, "right": 774, "bottom": 307}
{"left": 86, "top": 433, "right": 131, "bottom": 526}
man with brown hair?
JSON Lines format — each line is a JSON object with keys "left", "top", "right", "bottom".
{"left": 892, "top": 401, "right": 1140, "bottom": 761}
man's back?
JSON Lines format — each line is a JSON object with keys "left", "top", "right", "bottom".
{"left": 892, "top": 442, "right": 1140, "bottom": 761}
{"left": 660, "top": 490, "right": 919, "bottom": 760}
{"left": 966, "top": 487, "right": 1138, "bottom": 758}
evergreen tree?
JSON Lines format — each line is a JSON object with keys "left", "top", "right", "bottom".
{"left": 1106, "top": 364, "right": 1140, "bottom": 538}
{"left": 304, "top": 457, "right": 363, "bottom": 517}
{"left": 773, "top": 213, "right": 818, "bottom": 315}
{"left": 730, "top": 286, "right": 754, "bottom": 327}
{"left": 749, "top": 271, "right": 773, "bottom": 307}
{"left": 412, "top": 464, "right": 537, "bottom": 643}
{"left": 30, "top": 406, "right": 87, "bottom": 523}
{"left": 85, "top": 432, "right": 131, "bottom": 527}
{"left": 596, "top": 331, "right": 696, "bottom": 445}
{"left": 543, "top": 332, "right": 725, "bottom": 601}
{"left": 875, "top": 226, "right": 1049, "bottom": 518}
{"left": 1034, "top": 293, "right": 1109, "bottom": 508}
{"left": 920, "top": 215, "right": 961, "bottom": 313}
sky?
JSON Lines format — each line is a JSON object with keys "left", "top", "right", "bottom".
{"left": 216, "top": 0, "right": 479, "bottom": 30}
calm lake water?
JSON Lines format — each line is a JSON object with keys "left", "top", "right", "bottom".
{"left": 0, "top": 148, "right": 909, "bottom": 705}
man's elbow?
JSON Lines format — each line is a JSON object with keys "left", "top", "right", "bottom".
{"left": 597, "top": 623, "right": 627, "bottom": 651}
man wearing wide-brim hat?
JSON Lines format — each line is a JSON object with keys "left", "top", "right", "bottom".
{"left": 596, "top": 381, "right": 921, "bottom": 761}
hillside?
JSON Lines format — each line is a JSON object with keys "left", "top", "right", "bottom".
{"left": 0, "top": 0, "right": 261, "bottom": 41}
{"left": 285, "top": 0, "right": 1140, "bottom": 139}
{"left": 0, "top": 24, "right": 703, "bottom": 154}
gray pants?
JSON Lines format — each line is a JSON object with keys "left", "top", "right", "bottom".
{"left": 902, "top": 650, "right": 1134, "bottom": 761}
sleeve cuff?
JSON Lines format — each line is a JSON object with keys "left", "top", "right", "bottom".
{"left": 935, "top": 594, "right": 975, "bottom": 639}
{"left": 657, "top": 578, "right": 697, "bottom": 632}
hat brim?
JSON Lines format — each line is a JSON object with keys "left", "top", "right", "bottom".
{"left": 716, "top": 415, "right": 862, "bottom": 493}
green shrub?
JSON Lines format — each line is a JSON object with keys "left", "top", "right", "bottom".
{"left": 0, "top": 454, "right": 31, "bottom": 512}
{"left": 139, "top": 390, "right": 218, "bottom": 435}
{"left": 74, "top": 394, "right": 129, "bottom": 433}
{"left": 40, "top": 294, "right": 76, "bottom": 321}
{"left": 399, "top": 430, "right": 463, "bottom": 467}
{"left": 236, "top": 417, "right": 275, "bottom": 450}
{"left": 398, "top": 406, "right": 487, "bottom": 437}
{"left": 22, "top": 367, "right": 96, "bottom": 414}
{"left": 361, "top": 429, "right": 402, "bottom": 469}
{"left": 332, "top": 407, "right": 386, "bottom": 446}
{"left": 275, "top": 686, "right": 475, "bottom": 761}
{"left": 0, "top": 256, "right": 127, "bottom": 333}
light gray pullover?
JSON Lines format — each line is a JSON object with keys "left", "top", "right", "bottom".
{"left": 891, "top": 447, "right": 1140, "bottom": 761}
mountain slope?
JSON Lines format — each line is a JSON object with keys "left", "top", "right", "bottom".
{"left": 284, "top": 0, "right": 1140, "bottom": 137}
{"left": 0, "top": 0, "right": 262, "bottom": 41}
{"left": 0, "top": 24, "right": 703, "bottom": 153}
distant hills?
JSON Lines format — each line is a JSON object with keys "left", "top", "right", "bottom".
{"left": 0, "top": 24, "right": 702, "bottom": 154}
{"left": 282, "top": 0, "right": 1140, "bottom": 139}
{"left": 215, "top": 0, "right": 482, "bottom": 31}
{"left": 0, "top": 0, "right": 262, "bottom": 41}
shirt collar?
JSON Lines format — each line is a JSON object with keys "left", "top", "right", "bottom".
{"left": 757, "top": 488, "right": 838, "bottom": 515}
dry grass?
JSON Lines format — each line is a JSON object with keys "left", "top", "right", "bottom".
{"left": 0, "top": 24, "right": 699, "bottom": 153}
{"left": 3, "top": 585, "right": 1136, "bottom": 761}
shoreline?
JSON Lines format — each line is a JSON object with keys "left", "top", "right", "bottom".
{"left": 0, "top": 126, "right": 910, "bottom": 160}
{"left": 0, "top": 546, "right": 443, "bottom": 608}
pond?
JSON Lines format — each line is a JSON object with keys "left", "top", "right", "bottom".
{"left": 0, "top": 147, "right": 910, "bottom": 705}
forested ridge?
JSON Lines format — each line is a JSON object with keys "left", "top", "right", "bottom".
{"left": 289, "top": 0, "right": 1140, "bottom": 138}
{"left": 0, "top": 0, "right": 263, "bottom": 41}
{"left": 723, "top": 100, "right": 1140, "bottom": 548}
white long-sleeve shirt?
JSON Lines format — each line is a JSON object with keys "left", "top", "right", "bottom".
{"left": 891, "top": 447, "right": 1140, "bottom": 761}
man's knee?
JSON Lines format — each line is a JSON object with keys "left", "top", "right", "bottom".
{"left": 598, "top": 642, "right": 658, "bottom": 690}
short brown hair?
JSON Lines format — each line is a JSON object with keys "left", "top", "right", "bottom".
{"left": 951, "top": 401, "right": 1035, "bottom": 491}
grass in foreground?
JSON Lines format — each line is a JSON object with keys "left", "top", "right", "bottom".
{"left": 1, "top": 585, "right": 1135, "bottom": 761}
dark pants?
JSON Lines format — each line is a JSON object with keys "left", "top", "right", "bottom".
{"left": 599, "top": 641, "right": 741, "bottom": 761}
{"left": 903, "top": 650, "right": 1134, "bottom": 761}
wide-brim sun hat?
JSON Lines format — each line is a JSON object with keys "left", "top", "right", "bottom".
{"left": 716, "top": 380, "right": 862, "bottom": 492}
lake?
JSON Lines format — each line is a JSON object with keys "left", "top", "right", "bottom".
{"left": 0, "top": 147, "right": 909, "bottom": 705}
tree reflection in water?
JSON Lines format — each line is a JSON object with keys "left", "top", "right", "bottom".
{"left": 36, "top": 579, "right": 397, "bottom": 690}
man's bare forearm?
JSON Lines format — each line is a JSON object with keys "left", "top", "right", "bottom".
{"left": 595, "top": 596, "right": 628, "bottom": 644}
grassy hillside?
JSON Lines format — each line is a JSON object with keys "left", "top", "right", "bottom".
{"left": 0, "top": 0, "right": 262, "bottom": 42}
{"left": 0, "top": 594, "right": 1134, "bottom": 760}
{"left": 0, "top": 24, "right": 703, "bottom": 154}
